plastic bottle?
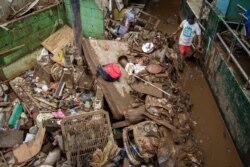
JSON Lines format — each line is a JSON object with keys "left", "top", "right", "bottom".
{"left": 8, "top": 103, "right": 23, "bottom": 127}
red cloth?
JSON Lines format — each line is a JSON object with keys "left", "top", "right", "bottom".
{"left": 103, "top": 63, "right": 121, "bottom": 78}
{"left": 179, "top": 44, "right": 190, "bottom": 56}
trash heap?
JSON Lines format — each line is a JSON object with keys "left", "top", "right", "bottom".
{"left": 0, "top": 0, "right": 60, "bottom": 23}
{"left": 0, "top": 5, "right": 203, "bottom": 167}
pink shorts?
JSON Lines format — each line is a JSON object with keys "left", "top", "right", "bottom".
{"left": 179, "top": 44, "right": 190, "bottom": 56}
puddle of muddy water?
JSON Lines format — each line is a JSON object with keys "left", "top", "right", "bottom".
{"left": 145, "top": 0, "right": 180, "bottom": 34}
{"left": 145, "top": 0, "right": 243, "bottom": 166}
{"left": 182, "top": 61, "right": 242, "bottom": 167}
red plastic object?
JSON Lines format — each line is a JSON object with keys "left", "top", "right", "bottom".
{"left": 103, "top": 63, "right": 121, "bottom": 78}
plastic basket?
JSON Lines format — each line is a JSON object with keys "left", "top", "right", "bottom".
{"left": 61, "top": 110, "right": 113, "bottom": 167}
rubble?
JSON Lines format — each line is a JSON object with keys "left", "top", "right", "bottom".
{"left": 0, "top": 2, "right": 204, "bottom": 167}
{"left": 0, "top": 0, "right": 60, "bottom": 24}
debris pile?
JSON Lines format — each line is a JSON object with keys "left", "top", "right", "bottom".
{"left": 0, "top": 3, "right": 203, "bottom": 167}
{"left": 0, "top": 0, "right": 60, "bottom": 23}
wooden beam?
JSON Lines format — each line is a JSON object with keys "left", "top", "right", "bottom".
{"left": 0, "top": 44, "right": 25, "bottom": 56}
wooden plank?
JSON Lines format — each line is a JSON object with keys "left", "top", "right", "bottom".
{"left": 0, "top": 44, "right": 25, "bottom": 56}
{"left": 10, "top": 78, "right": 40, "bottom": 114}
{"left": 13, "top": 126, "right": 46, "bottom": 163}
{"left": 112, "top": 120, "right": 131, "bottom": 129}
{"left": 34, "top": 97, "right": 57, "bottom": 108}
{"left": 41, "top": 25, "right": 74, "bottom": 65}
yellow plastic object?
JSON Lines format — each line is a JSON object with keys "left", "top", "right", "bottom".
{"left": 113, "top": 8, "right": 127, "bottom": 21}
{"left": 58, "top": 50, "right": 63, "bottom": 62}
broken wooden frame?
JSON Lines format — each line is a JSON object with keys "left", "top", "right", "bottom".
{"left": 136, "top": 10, "right": 160, "bottom": 30}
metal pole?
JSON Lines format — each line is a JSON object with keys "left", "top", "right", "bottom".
{"left": 239, "top": 13, "right": 248, "bottom": 20}
{"left": 204, "top": 0, "right": 213, "bottom": 8}
{"left": 220, "top": 18, "right": 250, "bottom": 59}
{"left": 236, "top": 14, "right": 243, "bottom": 32}
{"left": 70, "top": 0, "right": 83, "bottom": 57}
{"left": 132, "top": 74, "right": 172, "bottom": 97}
{"left": 202, "top": 0, "right": 250, "bottom": 88}
{"left": 217, "top": 33, "right": 250, "bottom": 88}
{"left": 228, "top": 14, "right": 244, "bottom": 62}
{"left": 237, "top": 4, "right": 247, "bottom": 12}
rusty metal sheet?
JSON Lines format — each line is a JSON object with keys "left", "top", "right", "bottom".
{"left": 82, "top": 39, "right": 135, "bottom": 120}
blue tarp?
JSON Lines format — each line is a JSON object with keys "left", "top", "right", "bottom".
{"left": 246, "top": 9, "right": 250, "bottom": 36}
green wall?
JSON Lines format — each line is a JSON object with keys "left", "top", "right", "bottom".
{"left": 64, "top": 0, "right": 104, "bottom": 39}
{"left": 0, "top": 4, "right": 65, "bottom": 68}
{"left": 0, "top": 1, "right": 104, "bottom": 79}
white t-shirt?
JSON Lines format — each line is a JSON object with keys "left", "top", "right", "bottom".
{"left": 179, "top": 20, "right": 201, "bottom": 46}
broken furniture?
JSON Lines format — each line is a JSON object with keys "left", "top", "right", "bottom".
{"left": 123, "top": 121, "right": 159, "bottom": 165}
{"left": 136, "top": 10, "right": 160, "bottom": 30}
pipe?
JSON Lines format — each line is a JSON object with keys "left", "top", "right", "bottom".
{"left": 219, "top": 18, "right": 250, "bottom": 58}
{"left": 216, "top": 33, "right": 250, "bottom": 86}
{"left": 70, "top": 0, "right": 83, "bottom": 57}
{"left": 200, "top": 1, "right": 250, "bottom": 87}
{"left": 239, "top": 13, "right": 248, "bottom": 21}
{"left": 204, "top": 0, "right": 213, "bottom": 8}
{"left": 237, "top": 4, "right": 247, "bottom": 12}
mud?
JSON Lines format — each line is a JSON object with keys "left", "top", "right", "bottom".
{"left": 145, "top": 0, "right": 180, "bottom": 34}
{"left": 145, "top": 0, "right": 243, "bottom": 166}
{"left": 182, "top": 62, "right": 242, "bottom": 167}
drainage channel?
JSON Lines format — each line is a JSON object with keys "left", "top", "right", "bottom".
{"left": 145, "top": 0, "right": 242, "bottom": 166}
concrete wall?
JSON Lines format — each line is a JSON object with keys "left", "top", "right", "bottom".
{"left": 64, "top": 0, "right": 105, "bottom": 39}
{"left": 0, "top": 4, "right": 66, "bottom": 68}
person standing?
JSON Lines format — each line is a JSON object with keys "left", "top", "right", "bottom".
{"left": 173, "top": 14, "right": 202, "bottom": 57}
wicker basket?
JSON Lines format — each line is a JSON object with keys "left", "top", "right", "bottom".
{"left": 61, "top": 110, "right": 113, "bottom": 167}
